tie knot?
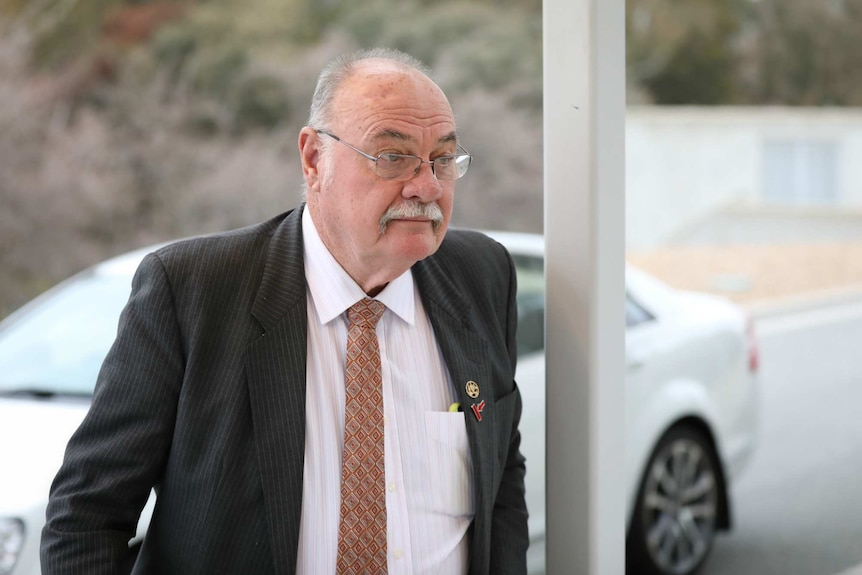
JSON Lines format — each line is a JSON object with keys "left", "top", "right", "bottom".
{"left": 347, "top": 298, "right": 386, "bottom": 328}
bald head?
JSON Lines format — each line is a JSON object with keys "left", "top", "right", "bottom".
{"left": 307, "top": 48, "right": 437, "bottom": 130}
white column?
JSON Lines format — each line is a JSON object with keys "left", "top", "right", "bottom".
{"left": 543, "top": 0, "right": 626, "bottom": 573}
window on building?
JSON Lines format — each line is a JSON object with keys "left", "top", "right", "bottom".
{"left": 763, "top": 140, "right": 838, "bottom": 205}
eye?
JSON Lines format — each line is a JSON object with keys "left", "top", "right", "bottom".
{"left": 433, "top": 156, "right": 454, "bottom": 167}
{"left": 378, "top": 153, "right": 409, "bottom": 165}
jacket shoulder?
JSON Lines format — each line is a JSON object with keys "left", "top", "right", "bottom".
{"left": 151, "top": 212, "right": 289, "bottom": 276}
{"left": 432, "top": 228, "right": 513, "bottom": 280}
{"left": 129, "top": 210, "right": 301, "bottom": 325}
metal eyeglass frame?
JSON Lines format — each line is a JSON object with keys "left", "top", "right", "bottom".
{"left": 315, "top": 129, "right": 472, "bottom": 181}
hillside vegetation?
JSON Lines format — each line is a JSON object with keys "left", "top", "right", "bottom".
{"left": 0, "top": 0, "right": 543, "bottom": 316}
{"left": 2, "top": 0, "right": 861, "bottom": 316}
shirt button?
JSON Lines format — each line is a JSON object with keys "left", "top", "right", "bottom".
{"left": 384, "top": 417, "right": 390, "bottom": 425}
{"left": 388, "top": 483, "right": 396, "bottom": 493}
{"left": 394, "top": 548, "right": 403, "bottom": 560}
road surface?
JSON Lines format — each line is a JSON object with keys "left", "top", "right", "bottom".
{"left": 703, "top": 300, "right": 862, "bottom": 575}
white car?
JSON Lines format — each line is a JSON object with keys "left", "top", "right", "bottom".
{"left": 489, "top": 231, "right": 759, "bottom": 575}
{"left": 0, "top": 247, "right": 155, "bottom": 575}
{"left": 0, "top": 234, "right": 758, "bottom": 575}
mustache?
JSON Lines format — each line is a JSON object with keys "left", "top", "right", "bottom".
{"left": 379, "top": 202, "right": 444, "bottom": 235}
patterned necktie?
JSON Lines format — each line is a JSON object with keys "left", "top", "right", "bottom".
{"left": 337, "top": 298, "right": 388, "bottom": 575}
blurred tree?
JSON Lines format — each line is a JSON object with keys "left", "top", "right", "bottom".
{"left": 742, "top": 0, "right": 862, "bottom": 105}
{"left": 625, "top": 0, "right": 862, "bottom": 106}
{"left": 191, "top": 44, "right": 248, "bottom": 98}
{"left": 0, "top": 0, "right": 193, "bottom": 69}
{"left": 627, "top": 0, "right": 746, "bottom": 104}
{"left": 0, "top": 0, "right": 546, "bottom": 317}
{"left": 230, "top": 73, "right": 290, "bottom": 133}
{"left": 336, "top": 0, "right": 541, "bottom": 112}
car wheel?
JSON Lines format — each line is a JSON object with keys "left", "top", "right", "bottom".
{"left": 627, "top": 424, "right": 722, "bottom": 575}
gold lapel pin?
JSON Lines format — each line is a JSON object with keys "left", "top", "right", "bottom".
{"left": 465, "top": 380, "right": 480, "bottom": 399}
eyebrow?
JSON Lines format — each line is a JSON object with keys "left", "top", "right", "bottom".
{"left": 370, "top": 129, "right": 459, "bottom": 145}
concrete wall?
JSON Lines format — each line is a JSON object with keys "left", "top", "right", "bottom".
{"left": 626, "top": 106, "right": 862, "bottom": 249}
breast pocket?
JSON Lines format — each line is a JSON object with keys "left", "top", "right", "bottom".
{"left": 423, "top": 411, "right": 475, "bottom": 517}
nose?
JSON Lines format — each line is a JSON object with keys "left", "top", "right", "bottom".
{"left": 401, "top": 160, "right": 444, "bottom": 202}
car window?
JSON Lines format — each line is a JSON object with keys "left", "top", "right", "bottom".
{"left": 626, "top": 293, "right": 655, "bottom": 327}
{"left": 0, "top": 270, "right": 132, "bottom": 397}
{"left": 513, "top": 254, "right": 656, "bottom": 349}
{"left": 511, "top": 254, "right": 545, "bottom": 357}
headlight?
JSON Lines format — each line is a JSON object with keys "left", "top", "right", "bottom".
{"left": 0, "top": 518, "right": 25, "bottom": 575}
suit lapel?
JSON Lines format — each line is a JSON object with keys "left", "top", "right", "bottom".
{"left": 413, "top": 257, "right": 497, "bottom": 568}
{"left": 246, "top": 207, "right": 307, "bottom": 575}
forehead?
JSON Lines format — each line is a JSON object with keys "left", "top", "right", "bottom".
{"left": 330, "top": 61, "right": 456, "bottom": 141}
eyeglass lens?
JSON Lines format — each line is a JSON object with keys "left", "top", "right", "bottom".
{"left": 375, "top": 153, "right": 471, "bottom": 181}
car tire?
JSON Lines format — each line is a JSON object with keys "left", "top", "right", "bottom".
{"left": 626, "top": 423, "right": 723, "bottom": 575}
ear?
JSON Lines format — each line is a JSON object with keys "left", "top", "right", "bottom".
{"left": 298, "top": 127, "right": 322, "bottom": 193}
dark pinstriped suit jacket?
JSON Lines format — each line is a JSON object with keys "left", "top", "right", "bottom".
{"left": 41, "top": 205, "right": 528, "bottom": 574}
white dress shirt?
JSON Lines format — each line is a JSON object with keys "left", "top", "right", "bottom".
{"left": 296, "top": 209, "right": 475, "bottom": 574}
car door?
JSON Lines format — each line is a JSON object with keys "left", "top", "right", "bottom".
{"left": 508, "top": 252, "right": 547, "bottom": 573}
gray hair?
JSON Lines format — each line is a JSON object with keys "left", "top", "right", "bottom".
{"left": 307, "top": 48, "right": 433, "bottom": 130}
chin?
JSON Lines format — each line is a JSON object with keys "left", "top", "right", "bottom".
{"left": 393, "top": 232, "right": 442, "bottom": 263}
{"left": 380, "top": 219, "right": 447, "bottom": 259}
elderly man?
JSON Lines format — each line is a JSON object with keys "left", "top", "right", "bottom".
{"left": 42, "top": 48, "right": 528, "bottom": 575}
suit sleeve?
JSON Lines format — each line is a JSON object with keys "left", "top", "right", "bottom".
{"left": 41, "top": 253, "right": 184, "bottom": 575}
{"left": 489, "top": 245, "right": 529, "bottom": 574}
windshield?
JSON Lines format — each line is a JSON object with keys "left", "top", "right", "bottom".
{"left": 0, "top": 270, "right": 132, "bottom": 397}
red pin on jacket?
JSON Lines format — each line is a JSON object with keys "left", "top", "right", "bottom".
{"left": 471, "top": 400, "right": 486, "bottom": 422}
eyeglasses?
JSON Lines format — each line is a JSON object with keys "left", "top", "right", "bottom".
{"left": 316, "top": 129, "right": 472, "bottom": 181}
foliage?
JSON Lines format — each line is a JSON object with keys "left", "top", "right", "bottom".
{"left": 644, "top": 32, "right": 737, "bottom": 104}
{"left": 30, "top": 0, "right": 123, "bottom": 69}
{"left": 5, "top": 0, "right": 862, "bottom": 317}
{"left": 627, "top": 0, "right": 746, "bottom": 104}
{"left": 0, "top": 0, "right": 546, "bottom": 316}
{"left": 151, "top": 22, "right": 196, "bottom": 73}
{"left": 336, "top": 0, "right": 541, "bottom": 112}
{"left": 741, "top": 0, "right": 862, "bottom": 105}
{"left": 230, "top": 73, "right": 290, "bottom": 133}
{"left": 191, "top": 44, "right": 248, "bottom": 98}
{"left": 627, "top": 0, "right": 862, "bottom": 106}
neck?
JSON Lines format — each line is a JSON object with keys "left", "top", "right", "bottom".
{"left": 364, "top": 282, "right": 387, "bottom": 298}
{"left": 306, "top": 205, "right": 409, "bottom": 297}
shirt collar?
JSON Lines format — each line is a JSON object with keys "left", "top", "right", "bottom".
{"left": 302, "top": 208, "right": 415, "bottom": 326}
